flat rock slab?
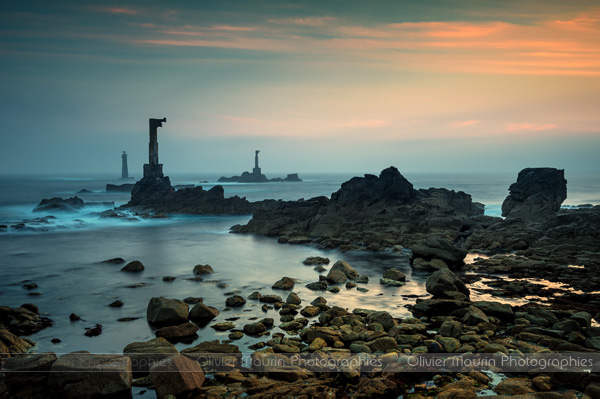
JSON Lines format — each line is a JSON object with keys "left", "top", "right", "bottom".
{"left": 48, "top": 352, "right": 132, "bottom": 399}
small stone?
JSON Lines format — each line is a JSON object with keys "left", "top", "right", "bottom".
{"left": 84, "top": 324, "right": 102, "bottom": 337}
{"left": 346, "top": 282, "right": 357, "bottom": 289}
{"left": 162, "top": 276, "right": 176, "bottom": 282}
{"left": 69, "top": 313, "right": 81, "bottom": 321}
{"left": 225, "top": 295, "right": 246, "bottom": 307}
{"left": 356, "top": 275, "right": 369, "bottom": 283}
{"left": 327, "top": 286, "right": 340, "bottom": 293}
{"left": 109, "top": 300, "right": 124, "bottom": 308}
{"left": 216, "top": 282, "right": 228, "bottom": 288}
{"left": 272, "top": 277, "right": 295, "bottom": 290}
{"left": 193, "top": 264, "right": 214, "bottom": 275}
{"left": 383, "top": 268, "right": 406, "bottom": 282}
{"left": 303, "top": 256, "right": 330, "bottom": 265}
{"left": 314, "top": 265, "right": 327, "bottom": 272}
{"left": 121, "top": 260, "right": 144, "bottom": 272}
{"left": 286, "top": 292, "right": 302, "bottom": 305}
{"left": 380, "top": 278, "right": 405, "bottom": 287}
{"left": 248, "top": 291, "right": 261, "bottom": 300}
{"left": 211, "top": 322, "right": 235, "bottom": 331}
{"left": 357, "top": 287, "right": 369, "bottom": 293}
{"left": 51, "top": 338, "right": 61, "bottom": 344}
{"left": 228, "top": 331, "right": 244, "bottom": 340}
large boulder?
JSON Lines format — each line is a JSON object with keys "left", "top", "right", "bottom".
{"left": 501, "top": 168, "right": 567, "bottom": 220}
{"left": 189, "top": 303, "right": 220, "bottom": 323}
{"left": 331, "top": 166, "right": 415, "bottom": 205}
{"left": 426, "top": 269, "right": 470, "bottom": 299}
{"left": 150, "top": 354, "right": 205, "bottom": 399}
{"left": 0, "top": 328, "right": 35, "bottom": 357}
{"left": 329, "top": 261, "right": 359, "bottom": 280}
{"left": 410, "top": 237, "right": 467, "bottom": 269}
{"left": 146, "top": 297, "right": 189, "bottom": 327}
{"left": 0, "top": 305, "right": 52, "bottom": 336}
{"left": 48, "top": 352, "right": 132, "bottom": 399}
{"left": 2, "top": 352, "right": 57, "bottom": 398}
{"left": 123, "top": 337, "right": 178, "bottom": 375}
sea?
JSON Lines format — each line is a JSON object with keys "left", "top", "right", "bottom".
{"left": 1, "top": 171, "right": 599, "bottom": 395}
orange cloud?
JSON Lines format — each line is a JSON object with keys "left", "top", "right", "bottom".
{"left": 450, "top": 120, "right": 481, "bottom": 128}
{"left": 101, "top": 8, "right": 138, "bottom": 15}
{"left": 506, "top": 123, "right": 558, "bottom": 132}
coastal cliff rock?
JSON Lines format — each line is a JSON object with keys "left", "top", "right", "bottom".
{"left": 232, "top": 166, "right": 483, "bottom": 250}
{"left": 501, "top": 167, "right": 567, "bottom": 220}
{"left": 125, "top": 177, "right": 251, "bottom": 215}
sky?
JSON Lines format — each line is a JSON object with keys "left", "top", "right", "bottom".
{"left": 1, "top": 0, "right": 599, "bottom": 175}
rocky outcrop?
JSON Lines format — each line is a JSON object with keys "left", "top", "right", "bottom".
{"left": 502, "top": 168, "right": 567, "bottom": 220}
{"left": 232, "top": 167, "right": 483, "bottom": 251}
{"left": 33, "top": 197, "right": 84, "bottom": 212}
{"left": 0, "top": 305, "right": 52, "bottom": 336}
{"left": 125, "top": 177, "right": 251, "bottom": 215}
{"left": 219, "top": 172, "right": 302, "bottom": 183}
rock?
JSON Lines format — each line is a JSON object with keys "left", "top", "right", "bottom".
{"left": 181, "top": 340, "right": 240, "bottom": 355}
{"left": 216, "top": 282, "right": 228, "bottom": 288}
{"left": 553, "top": 319, "right": 580, "bottom": 335}
{"left": 439, "top": 320, "right": 463, "bottom": 338}
{"left": 501, "top": 168, "right": 567, "bottom": 220}
{"left": 472, "top": 301, "right": 514, "bottom": 322}
{"left": 367, "top": 311, "right": 397, "bottom": 332}
{"left": 571, "top": 311, "right": 592, "bottom": 328}
{"left": 411, "top": 237, "right": 468, "bottom": 269}
{"left": 463, "top": 306, "right": 489, "bottom": 325}
{"left": 306, "top": 281, "right": 328, "bottom": 291}
{"left": 162, "top": 276, "right": 176, "bottom": 282}
{"left": 494, "top": 378, "right": 534, "bottom": 395}
{"left": 411, "top": 299, "right": 470, "bottom": 317}
{"left": 260, "top": 318, "right": 274, "bottom": 328}
{"left": 483, "top": 343, "right": 508, "bottom": 354}
{"left": 150, "top": 354, "right": 204, "bottom": 399}
{"left": 272, "top": 277, "right": 295, "bottom": 290}
{"left": 586, "top": 337, "right": 600, "bottom": 351}
{"left": 314, "top": 265, "right": 327, "bottom": 272}
{"left": 300, "top": 306, "right": 321, "bottom": 317}
{"left": 84, "top": 324, "right": 102, "bottom": 337}
{"left": 367, "top": 337, "right": 398, "bottom": 353}
{"left": 329, "top": 260, "right": 359, "bottom": 279}
{"left": 380, "top": 278, "right": 405, "bottom": 287}
{"left": 155, "top": 323, "right": 199, "bottom": 341}
{"left": 183, "top": 297, "right": 202, "bottom": 305}
{"left": 106, "top": 183, "right": 135, "bottom": 192}
{"left": 124, "top": 337, "right": 179, "bottom": 375}
{"left": 308, "top": 337, "right": 327, "bottom": 352}
{"left": 426, "top": 268, "right": 470, "bottom": 299}
{"left": 350, "top": 343, "right": 372, "bottom": 353}
{"left": 33, "top": 196, "right": 84, "bottom": 212}
{"left": 2, "top": 352, "right": 57, "bottom": 398}
{"left": 69, "top": 313, "right": 81, "bottom": 321}
{"left": 412, "top": 257, "right": 449, "bottom": 271}
{"left": 346, "top": 281, "right": 356, "bottom": 289}
{"left": 326, "top": 269, "right": 347, "bottom": 284}
{"left": 383, "top": 268, "right": 406, "bottom": 281}
{"left": 189, "top": 302, "right": 219, "bottom": 323}
{"left": 109, "top": 300, "right": 124, "bottom": 308}
{"left": 437, "top": 337, "right": 460, "bottom": 353}
{"left": 211, "top": 322, "right": 235, "bottom": 331}
{"left": 248, "top": 291, "right": 261, "bottom": 300}
{"left": 273, "top": 344, "right": 300, "bottom": 353}
{"left": 300, "top": 327, "right": 342, "bottom": 345}
{"left": 193, "top": 264, "right": 214, "bottom": 275}
{"left": 146, "top": 297, "right": 189, "bottom": 327}
{"left": 259, "top": 295, "right": 283, "bottom": 303}
{"left": 286, "top": 292, "right": 302, "bottom": 305}
{"left": 228, "top": 331, "right": 244, "bottom": 340}
{"left": 303, "top": 257, "right": 330, "bottom": 265}
{"left": 101, "top": 257, "right": 126, "bottom": 264}
{"left": 244, "top": 322, "right": 267, "bottom": 336}
{"left": 532, "top": 375, "right": 552, "bottom": 391}
{"left": 0, "top": 305, "right": 53, "bottom": 335}
{"left": 225, "top": 295, "right": 246, "bottom": 307}
{"left": 121, "top": 260, "right": 144, "bottom": 272}
{"left": 48, "top": 352, "right": 132, "bottom": 398}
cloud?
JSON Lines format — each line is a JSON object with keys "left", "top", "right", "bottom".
{"left": 268, "top": 16, "right": 336, "bottom": 26}
{"left": 506, "top": 123, "right": 558, "bottom": 132}
{"left": 98, "top": 8, "right": 139, "bottom": 15}
{"left": 450, "top": 120, "right": 481, "bottom": 128}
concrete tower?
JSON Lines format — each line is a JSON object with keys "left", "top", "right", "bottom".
{"left": 143, "top": 117, "right": 167, "bottom": 178}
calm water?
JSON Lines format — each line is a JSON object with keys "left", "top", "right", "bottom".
{"left": 0, "top": 171, "right": 599, "bottom": 371}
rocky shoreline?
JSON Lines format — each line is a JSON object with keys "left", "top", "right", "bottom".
{"left": 2, "top": 166, "right": 600, "bottom": 398}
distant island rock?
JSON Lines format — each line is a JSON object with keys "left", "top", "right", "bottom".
{"left": 106, "top": 183, "right": 135, "bottom": 193}
{"left": 217, "top": 150, "right": 302, "bottom": 183}
{"left": 33, "top": 197, "right": 114, "bottom": 213}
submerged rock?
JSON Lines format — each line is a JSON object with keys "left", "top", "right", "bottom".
{"left": 121, "top": 260, "right": 144, "bottom": 272}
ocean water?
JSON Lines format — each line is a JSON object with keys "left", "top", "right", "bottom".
{"left": 1, "top": 171, "right": 599, "bottom": 375}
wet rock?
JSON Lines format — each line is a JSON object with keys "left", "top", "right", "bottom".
{"left": 121, "top": 260, "right": 144, "bottom": 272}
{"left": 411, "top": 298, "right": 469, "bottom": 317}
{"left": 483, "top": 343, "right": 508, "bottom": 354}
{"left": 228, "top": 331, "right": 244, "bottom": 340}
{"left": 272, "top": 277, "right": 295, "bottom": 290}
{"left": 248, "top": 291, "right": 261, "bottom": 300}
{"left": 69, "top": 313, "right": 81, "bottom": 321}
{"left": 101, "top": 257, "right": 126, "bottom": 264}
{"left": 329, "top": 260, "right": 359, "bottom": 280}
{"left": 2, "top": 352, "right": 57, "bottom": 398}
{"left": 310, "top": 297, "right": 328, "bottom": 311}
{"left": 472, "top": 301, "right": 513, "bottom": 322}
{"left": 314, "top": 265, "right": 327, "bottom": 272}
{"left": 300, "top": 327, "right": 342, "bottom": 345}
{"left": 437, "top": 337, "right": 460, "bottom": 353}
{"left": 532, "top": 375, "right": 552, "bottom": 391}
{"left": 300, "top": 306, "right": 321, "bottom": 317}
{"left": 346, "top": 281, "right": 357, "bottom": 289}
{"left": 367, "top": 337, "right": 398, "bottom": 353}
{"left": 383, "top": 268, "right": 406, "bottom": 282}
{"left": 413, "top": 257, "right": 449, "bottom": 271}
{"left": 380, "top": 278, "right": 405, "bottom": 287}
{"left": 33, "top": 196, "right": 84, "bottom": 212}
{"left": 571, "top": 311, "right": 592, "bottom": 328}
{"left": 244, "top": 322, "right": 267, "bottom": 336}
{"left": 367, "top": 311, "right": 397, "bottom": 332}
{"left": 155, "top": 323, "right": 199, "bottom": 342}
{"left": 109, "top": 300, "right": 123, "bottom": 308}
{"left": 463, "top": 306, "right": 489, "bottom": 326}
{"left": 273, "top": 344, "right": 300, "bottom": 353}
{"left": 306, "top": 281, "right": 327, "bottom": 290}
{"left": 146, "top": 297, "right": 189, "bottom": 327}
{"left": 259, "top": 294, "right": 283, "bottom": 303}
{"left": 84, "top": 324, "right": 102, "bottom": 337}
{"left": 494, "top": 378, "right": 534, "bottom": 395}
{"left": 211, "top": 322, "right": 235, "bottom": 331}
{"left": 326, "top": 269, "right": 347, "bottom": 284}
{"left": 181, "top": 340, "right": 240, "bottom": 355}
{"left": 124, "top": 337, "right": 178, "bottom": 375}
{"left": 225, "top": 295, "right": 246, "bottom": 307}
{"left": 356, "top": 275, "right": 369, "bottom": 283}
{"left": 501, "top": 168, "right": 567, "bottom": 220}
{"left": 23, "top": 282, "right": 38, "bottom": 290}
{"left": 1, "top": 330, "right": 36, "bottom": 359}
{"left": 48, "top": 352, "right": 132, "bottom": 399}
{"left": 189, "top": 302, "right": 219, "bottom": 323}
{"left": 303, "top": 257, "right": 330, "bottom": 265}
{"left": 439, "top": 320, "right": 463, "bottom": 338}
{"left": 308, "top": 337, "right": 327, "bottom": 352}
{"left": 0, "top": 305, "right": 52, "bottom": 335}
{"left": 162, "top": 276, "right": 176, "bottom": 282}
{"left": 426, "top": 268, "right": 470, "bottom": 299}
{"left": 286, "top": 292, "right": 302, "bottom": 305}
{"left": 411, "top": 237, "right": 467, "bottom": 269}
{"left": 193, "top": 264, "right": 214, "bottom": 275}
{"left": 150, "top": 354, "right": 204, "bottom": 399}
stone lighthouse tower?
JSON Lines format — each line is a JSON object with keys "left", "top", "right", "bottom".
{"left": 121, "top": 151, "right": 129, "bottom": 179}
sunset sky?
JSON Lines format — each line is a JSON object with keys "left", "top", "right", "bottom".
{"left": 1, "top": 0, "right": 599, "bottom": 174}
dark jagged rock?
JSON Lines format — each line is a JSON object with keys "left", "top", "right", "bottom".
{"left": 502, "top": 168, "right": 567, "bottom": 220}
{"left": 0, "top": 305, "right": 53, "bottom": 335}
{"left": 124, "top": 178, "right": 251, "bottom": 215}
{"left": 232, "top": 166, "right": 483, "bottom": 250}
{"left": 219, "top": 171, "right": 269, "bottom": 183}
{"left": 33, "top": 197, "right": 84, "bottom": 212}
{"left": 426, "top": 269, "right": 470, "bottom": 299}
{"left": 410, "top": 237, "right": 468, "bottom": 269}
{"left": 106, "top": 183, "right": 135, "bottom": 192}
